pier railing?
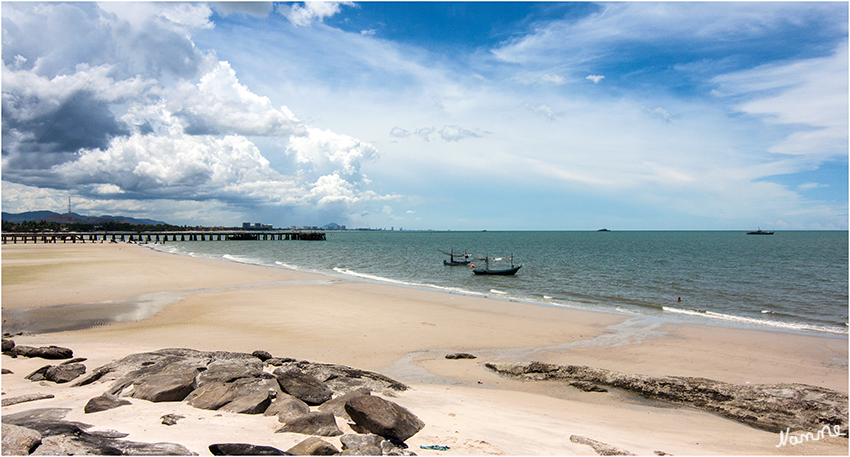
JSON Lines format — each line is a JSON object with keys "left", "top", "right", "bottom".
{"left": 1, "top": 230, "right": 326, "bottom": 244}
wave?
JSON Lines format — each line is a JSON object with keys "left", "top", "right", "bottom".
{"left": 332, "top": 268, "right": 487, "bottom": 297}
{"left": 661, "top": 306, "right": 848, "bottom": 335}
{"left": 222, "top": 254, "right": 269, "bottom": 266}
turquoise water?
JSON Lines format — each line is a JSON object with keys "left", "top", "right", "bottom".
{"left": 152, "top": 231, "right": 848, "bottom": 336}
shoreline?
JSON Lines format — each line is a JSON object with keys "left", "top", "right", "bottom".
{"left": 148, "top": 240, "right": 849, "bottom": 338}
{"left": 2, "top": 242, "right": 847, "bottom": 455}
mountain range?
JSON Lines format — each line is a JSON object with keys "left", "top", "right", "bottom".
{"left": 2, "top": 211, "right": 168, "bottom": 226}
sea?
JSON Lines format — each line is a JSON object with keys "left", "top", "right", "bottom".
{"left": 150, "top": 230, "right": 849, "bottom": 337}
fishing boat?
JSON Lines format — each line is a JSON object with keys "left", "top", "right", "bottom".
{"left": 471, "top": 255, "right": 521, "bottom": 276}
{"left": 746, "top": 229, "right": 774, "bottom": 235}
{"left": 440, "top": 249, "right": 471, "bottom": 266}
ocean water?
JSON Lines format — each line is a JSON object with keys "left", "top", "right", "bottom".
{"left": 151, "top": 231, "right": 848, "bottom": 336}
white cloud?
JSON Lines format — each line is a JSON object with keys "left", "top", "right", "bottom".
{"left": 389, "top": 127, "right": 411, "bottom": 138}
{"left": 586, "top": 74, "right": 605, "bottom": 84}
{"left": 712, "top": 44, "right": 848, "bottom": 157}
{"left": 439, "top": 125, "right": 485, "bottom": 142}
{"left": 541, "top": 74, "right": 565, "bottom": 84}
{"left": 286, "top": 126, "right": 378, "bottom": 179}
{"left": 279, "top": 1, "right": 353, "bottom": 27}
{"left": 527, "top": 104, "right": 557, "bottom": 121}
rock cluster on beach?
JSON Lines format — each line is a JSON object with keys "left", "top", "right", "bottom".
{"left": 486, "top": 361, "right": 849, "bottom": 434}
{"left": 2, "top": 344, "right": 425, "bottom": 455}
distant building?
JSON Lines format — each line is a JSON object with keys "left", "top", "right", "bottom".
{"left": 242, "top": 222, "right": 273, "bottom": 230}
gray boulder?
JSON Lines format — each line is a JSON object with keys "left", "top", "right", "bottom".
{"left": 209, "top": 443, "right": 289, "bottom": 455}
{"left": 130, "top": 369, "right": 198, "bottom": 402}
{"left": 13, "top": 345, "right": 73, "bottom": 359}
{"left": 286, "top": 437, "right": 339, "bottom": 456}
{"left": 274, "top": 369, "right": 333, "bottom": 406}
{"left": 2, "top": 338, "right": 15, "bottom": 352}
{"left": 1, "top": 393, "right": 55, "bottom": 407}
{"left": 2, "top": 423, "right": 42, "bottom": 455}
{"left": 45, "top": 363, "right": 86, "bottom": 383}
{"left": 196, "top": 359, "right": 263, "bottom": 387}
{"left": 218, "top": 377, "right": 277, "bottom": 414}
{"left": 339, "top": 434, "right": 384, "bottom": 456}
{"left": 252, "top": 350, "right": 273, "bottom": 361}
{"left": 276, "top": 412, "right": 342, "bottom": 437}
{"left": 186, "top": 381, "right": 238, "bottom": 410}
{"left": 445, "top": 353, "right": 476, "bottom": 360}
{"left": 25, "top": 365, "right": 52, "bottom": 382}
{"left": 265, "top": 393, "right": 311, "bottom": 422}
{"left": 344, "top": 395, "right": 424, "bottom": 442}
{"left": 84, "top": 393, "right": 132, "bottom": 413}
{"left": 318, "top": 388, "right": 371, "bottom": 420}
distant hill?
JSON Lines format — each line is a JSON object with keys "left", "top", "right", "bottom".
{"left": 2, "top": 211, "right": 168, "bottom": 226}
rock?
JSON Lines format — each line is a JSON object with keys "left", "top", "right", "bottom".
{"left": 130, "top": 369, "right": 198, "bottom": 402}
{"left": 318, "top": 388, "right": 371, "bottom": 420}
{"left": 487, "top": 361, "right": 849, "bottom": 433}
{"left": 161, "top": 414, "right": 185, "bottom": 426}
{"left": 84, "top": 393, "right": 132, "bottom": 413}
{"left": 570, "top": 435, "right": 634, "bottom": 456}
{"left": 286, "top": 437, "right": 339, "bottom": 456}
{"left": 276, "top": 412, "right": 343, "bottom": 437}
{"left": 266, "top": 357, "right": 295, "bottom": 366}
{"left": 196, "top": 359, "right": 263, "bottom": 388}
{"left": 4, "top": 407, "right": 193, "bottom": 455}
{"left": 340, "top": 434, "right": 385, "bottom": 456}
{"left": 252, "top": 350, "right": 273, "bottom": 361}
{"left": 2, "top": 368, "right": 13, "bottom": 374}
{"left": 278, "top": 360, "right": 408, "bottom": 396}
{"left": 274, "top": 369, "right": 333, "bottom": 406}
{"left": 45, "top": 363, "right": 86, "bottom": 383}
{"left": 60, "top": 357, "right": 87, "bottom": 365}
{"left": 2, "top": 393, "right": 56, "bottom": 407}
{"left": 209, "top": 443, "right": 289, "bottom": 455}
{"left": 445, "top": 353, "right": 476, "bottom": 360}
{"left": 265, "top": 393, "right": 311, "bottom": 422}
{"left": 186, "top": 381, "right": 239, "bottom": 410}
{"left": 570, "top": 381, "right": 608, "bottom": 393}
{"left": 13, "top": 345, "right": 73, "bottom": 359}
{"left": 2, "top": 423, "right": 42, "bottom": 455}
{"left": 25, "top": 365, "right": 52, "bottom": 382}
{"left": 344, "top": 395, "right": 424, "bottom": 442}
{"left": 218, "top": 377, "right": 277, "bottom": 414}
{"left": 2, "top": 338, "right": 15, "bottom": 352}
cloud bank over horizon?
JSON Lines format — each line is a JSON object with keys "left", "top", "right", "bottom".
{"left": 2, "top": 2, "right": 847, "bottom": 230}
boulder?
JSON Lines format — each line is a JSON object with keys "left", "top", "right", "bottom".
{"left": 186, "top": 381, "right": 238, "bottom": 410}
{"left": 218, "top": 377, "right": 277, "bottom": 414}
{"left": 445, "top": 353, "right": 476, "bottom": 360}
{"left": 60, "top": 357, "right": 87, "bottom": 365}
{"left": 286, "top": 437, "right": 339, "bottom": 456}
{"left": 340, "top": 433, "right": 384, "bottom": 456}
{"left": 25, "top": 365, "right": 53, "bottom": 381}
{"left": 13, "top": 345, "right": 73, "bottom": 359}
{"left": 196, "top": 359, "right": 263, "bottom": 388}
{"left": 265, "top": 393, "right": 311, "bottom": 422}
{"left": 266, "top": 357, "right": 295, "bottom": 366}
{"left": 45, "top": 363, "right": 86, "bottom": 383}
{"left": 318, "top": 388, "right": 371, "bottom": 420}
{"left": 276, "top": 412, "right": 342, "bottom": 437}
{"left": 274, "top": 369, "right": 333, "bottom": 406}
{"left": 130, "top": 369, "right": 198, "bottom": 402}
{"left": 209, "top": 443, "right": 289, "bottom": 455}
{"left": 2, "top": 338, "right": 15, "bottom": 352}
{"left": 344, "top": 395, "right": 424, "bottom": 442}
{"left": 570, "top": 381, "right": 608, "bottom": 393}
{"left": 84, "top": 393, "right": 132, "bottom": 414}
{"left": 2, "top": 423, "right": 42, "bottom": 455}
{"left": 2, "top": 368, "right": 13, "bottom": 374}
{"left": 1, "top": 393, "right": 55, "bottom": 407}
{"left": 252, "top": 350, "right": 273, "bottom": 361}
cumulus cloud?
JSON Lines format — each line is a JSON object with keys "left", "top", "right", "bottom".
{"left": 389, "top": 127, "right": 411, "bottom": 138}
{"left": 1, "top": 2, "right": 391, "bottom": 224}
{"left": 415, "top": 127, "right": 436, "bottom": 141}
{"left": 586, "top": 74, "right": 605, "bottom": 83}
{"left": 439, "top": 125, "right": 485, "bottom": 142}
{"left": 279, "top": 1, "right": 353, "bottom": 27}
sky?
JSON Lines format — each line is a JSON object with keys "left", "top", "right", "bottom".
{"left": 1, "top": 1, "right": 847, "bottom": 230}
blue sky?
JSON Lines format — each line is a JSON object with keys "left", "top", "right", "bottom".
{"left": 2, "top": 2, "right": 847, "bottom": 230}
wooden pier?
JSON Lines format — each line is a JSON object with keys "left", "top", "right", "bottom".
{"left": 1, "top": 230, "right": 326, "bottom": 244}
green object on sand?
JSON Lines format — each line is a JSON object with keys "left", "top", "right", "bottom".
{"left": 420, "top": 445, "right": 450, "bottom": 451}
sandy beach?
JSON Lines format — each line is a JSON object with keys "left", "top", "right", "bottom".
{"left": 2, "top": 242, "right": 847, "bottom": 455}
